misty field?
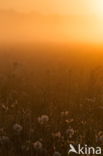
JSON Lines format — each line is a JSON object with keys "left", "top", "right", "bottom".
{"left": 0, "top": 44, "right": 103, "bottom": 156}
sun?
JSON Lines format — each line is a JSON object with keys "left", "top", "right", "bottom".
{"left": 91, "top": 0, "right": 103, "bottom": 17}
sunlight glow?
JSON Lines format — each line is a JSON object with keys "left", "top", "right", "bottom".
{"left": 90, "top": 0, "right": 103, "bottom": 17}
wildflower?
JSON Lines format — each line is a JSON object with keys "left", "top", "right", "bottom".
{"left": 65, "top": 118, "right": 74, "bottom": 124}
{"left": 0, "top": 136, "right": 10, "bottom": 145}
{"left": 52, "top": 131, "right": 62, "bottom": 138}
{"left": 33, "top": 141, "right": 43, "bottom": 150}
{"left": 13, "top": 123, "right": 23, "bottom": 133}
{"left": 96, "top": 131, "right": 103, "bottom": 144}
{"left": 37, "top": 115, "right": 49, "bottom": 124}
{"left": 98, "top": 131, "right": 103, "bottom": 136}
{"left": 21, "top": 140, "right": 31, "bottom": 152}
{"left": 66, "top": 127, "right": 75, "bottom": 138}
{"left": 65, "top": 111, "right": 69, "bottom": 116}
{"left": 86, "top": 97, "right": 96, "bottom": 103}
{"left": 1, "top": 104, "right": 8, "bottom": 112}
{"left": 61, "top": 111, "right": 69, "bottom": 117}
{"left": 53, "top": 151, "right": 61, "bottom": 156}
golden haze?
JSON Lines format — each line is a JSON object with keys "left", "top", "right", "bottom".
{"left": 0, "top": 0, "right": 103, "bottom": 44}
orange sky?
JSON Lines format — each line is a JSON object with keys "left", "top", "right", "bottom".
{"left": 0, "top": 0, "right": 103, "bottom": 15}
{"left": 1, "top": 0, "right": 103, "bottom": 43}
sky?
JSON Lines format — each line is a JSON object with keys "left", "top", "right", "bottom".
{"left": 1, "top": 0, "right": 103, "bottom": 43}
{"left": 0, "top": 0, "right": 103, "bottom": 16}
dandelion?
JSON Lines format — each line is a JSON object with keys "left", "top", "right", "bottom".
{"left": 96, "top": 131, "right": 103, "bottom": 144}
{"left": 65, "top": 118, "right": 74, "bottom": 124}
{"left": 0, "top": 136, "right": 10, "bottom": 145}
{"left": 13, "top": 123, "right": 23, "bottom": 133}
{"left": 52, "top": 131, "right": 62, "bottom": 138}
{"left": 33, "top": 141, "right": 43, "bottom": 150}
{"left": 37, "top": 115, "right": 49, "bottom": 124}
{"left": 53, "top": 151, "right": 61, "bottom": 156}
{"left": 66, "top": 127, "right": 75, "bottom": 138}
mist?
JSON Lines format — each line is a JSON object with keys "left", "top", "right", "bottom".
{"left": 1, "top": 10, "right": 103, "bottom": 43}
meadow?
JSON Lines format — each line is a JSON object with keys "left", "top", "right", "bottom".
{"left": 0, "top": 43, "right": 103, "bottom": 156}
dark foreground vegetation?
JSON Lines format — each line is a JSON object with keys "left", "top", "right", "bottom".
{"left": 0, "top": 44, "right": 103, "bottom": 156}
